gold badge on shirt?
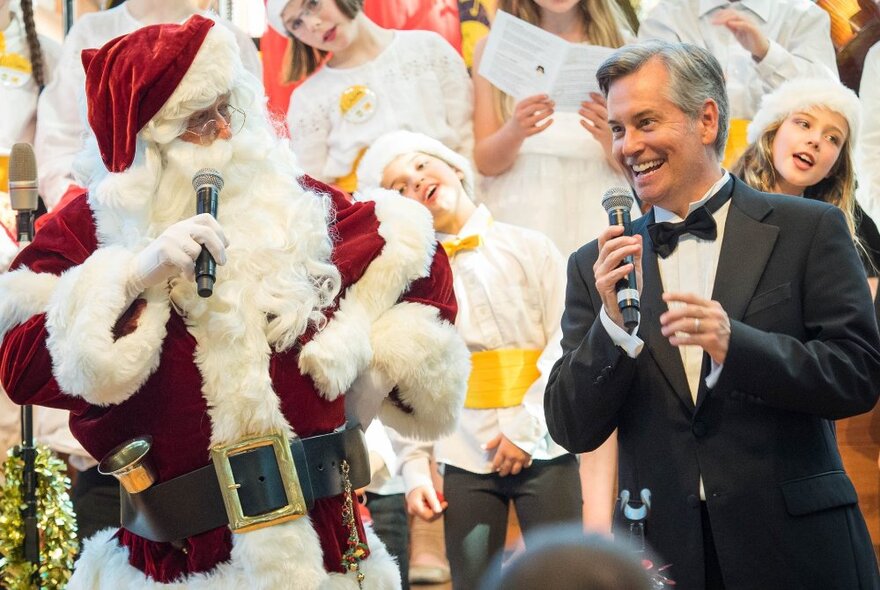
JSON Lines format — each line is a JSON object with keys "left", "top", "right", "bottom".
{"left": 0, "top": 32, "right": 33, "bottom": 88}
{"left": 339, "top": 85, "right": 377, "bottom": 123}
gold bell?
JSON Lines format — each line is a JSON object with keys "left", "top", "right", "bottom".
{"left": 98, "top": 436, "right": 157, "bottom": 493}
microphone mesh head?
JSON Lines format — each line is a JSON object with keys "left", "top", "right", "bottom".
{"left": 192, "top": 168, "right": 224, "bottom": 192}
{"left": 601, "top": 186, "right": 634, "bottom": 212}
{"left": 9, "top": 143, "right": 37, "bottom": 184}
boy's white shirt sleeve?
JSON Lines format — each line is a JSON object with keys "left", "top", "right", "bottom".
{"left": 393, "top": 433, "right": 436, "bottom": 494}
{"left": 753, "top": 8, "right": 838, "bottom": 90}
{"left": 497, "top": 235, "right": 565, "bottom": 456}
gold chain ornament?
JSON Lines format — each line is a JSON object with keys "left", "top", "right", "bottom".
{"left": 339, "top": 460, "right": 367, "bottom": 588}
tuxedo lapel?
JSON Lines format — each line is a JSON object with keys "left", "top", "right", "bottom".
{"left": 637, "top": 214, "right": 694, "bottom": 412}
{"left": 711, "top": 179, "right": 779, "bottom": 322}
{"left": 694, "top": 178, "right": 779, "bottom": 411}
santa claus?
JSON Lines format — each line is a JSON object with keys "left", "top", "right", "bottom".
{"left": 0, "top": 15, "right": 468, "bottom": 589}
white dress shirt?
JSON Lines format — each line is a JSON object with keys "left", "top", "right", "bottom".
{"left": 602, "top": 172, "right": 732, "bottom": 499}
{"left": 638, "top": 0, "right": 838, "bottom": 119}
{"left": 398, "top": 205, "right": 569, "bottom": 492}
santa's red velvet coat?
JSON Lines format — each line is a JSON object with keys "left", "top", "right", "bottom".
{"left": 0, "top": 176, "right": 468, "bottom": 589}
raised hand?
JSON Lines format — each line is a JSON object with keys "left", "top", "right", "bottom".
{"left": 128, "top": 213, "right": 228, "bottom": 295}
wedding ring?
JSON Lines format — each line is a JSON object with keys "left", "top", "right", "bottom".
{"left": 694, "top": 318, "right": 701, "bottom": 333}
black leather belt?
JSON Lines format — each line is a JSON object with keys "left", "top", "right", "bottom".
{"left": 120, "top": 426, "right": 370, "bottom": 543}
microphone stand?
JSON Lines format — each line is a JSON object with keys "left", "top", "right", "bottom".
{"left": 16, "top": 209, "right": 40, "bottom": 567}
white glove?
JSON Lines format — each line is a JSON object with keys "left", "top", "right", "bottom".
{"left": 127, "top": 214, "right": 228, "bottom": 296}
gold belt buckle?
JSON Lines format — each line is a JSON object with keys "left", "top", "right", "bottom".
{"left": 210, "top": 432, "right": 306, "bottom": 533}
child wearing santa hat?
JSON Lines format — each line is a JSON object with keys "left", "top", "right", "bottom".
{"left": 358, "top": 130, "right": 583, "bottom": 590}
{"left": 0, "top": 15, "right": 469, "bottom": 589}
{"left": 732, "top": 77, "right": 880, "bottom": 302}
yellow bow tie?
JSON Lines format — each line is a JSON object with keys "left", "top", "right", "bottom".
{"left": 442, "top": 234, "right": 483, "bottom": 257}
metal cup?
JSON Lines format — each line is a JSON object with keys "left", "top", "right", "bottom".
{"left": 98, "top": 436, "right": 156, "bottom": 494}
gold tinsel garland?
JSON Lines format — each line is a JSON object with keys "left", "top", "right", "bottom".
{"left": 0, "top": 445, "right": 78, "bottom": 589}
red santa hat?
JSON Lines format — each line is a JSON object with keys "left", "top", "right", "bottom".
{"left": 82, "top": 15, "right": 239, "bottom": 173}
{"left": 747, "top": 77, "right": 861, "bottom": 147}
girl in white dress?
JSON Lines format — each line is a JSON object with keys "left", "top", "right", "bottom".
{"left": 473, "top": 0, "right": 633, "bottom": 258}
{"left": 473, "top": 0, "right": 634, "bottom": 536}
{"left": 267, "top": 0, "right": 473, "bottom": 194}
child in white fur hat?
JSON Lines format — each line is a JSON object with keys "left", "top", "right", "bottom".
{"left": 732, "top": 77, "right": 880, "bottom": 302}
{"left": 358, "top": 130, "right": 585, "bottom": 589}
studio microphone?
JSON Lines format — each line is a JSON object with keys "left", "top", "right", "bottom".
{"left": 192, "top": 168, "right": 223, "bottom": 298}
{"left": 8, "top": 143, "right": 39, "bottom": 244}
{"left": 601, "top": 187, "right": 639, "bottom": 330}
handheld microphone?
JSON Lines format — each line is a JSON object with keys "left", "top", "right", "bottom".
{"left": 192, "top": 168, "right": 223, "bottom": 298}
{"left": 601, "top": 187, "right": 639, "bottom": 330}
{"left": 8, "top": 143, "right": 39, "bottom": 244}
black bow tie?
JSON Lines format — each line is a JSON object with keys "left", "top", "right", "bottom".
{"left": 648, "top": 208, "right": 717, "bottom": 258}
{"left": 646, "top": 178, "right": 734, "bottom": 259}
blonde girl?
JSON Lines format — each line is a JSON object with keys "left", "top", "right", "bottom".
{"left": 732, "top": 77, "right": 880, "bottom": 299}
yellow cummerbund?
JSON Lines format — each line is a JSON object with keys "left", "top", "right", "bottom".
{"left": 464, "top": 348, "right": 542, "bottom": 409}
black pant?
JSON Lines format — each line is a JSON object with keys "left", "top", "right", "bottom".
{"left": 365, "top": 492, "right": 409, "bottom": 590}
{"left": 701, "top": 502, "right": 726, "bottom": 590}
{"left": 443, "top": 454, "right": 582, "bottom": 590}
{"left": 71, "top": 466, "right": 120, "bottom": 545}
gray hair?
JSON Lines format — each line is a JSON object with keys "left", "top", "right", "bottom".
{"left": 597, "top": 40, "right": 729, "bottom": 158}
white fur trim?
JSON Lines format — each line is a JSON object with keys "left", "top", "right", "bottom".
{"left": 44, "top": 246, "right": 169, "bottom": 406}
{"left": 299, "top": 191, "right": 436, "bottom": 400}
{"left": 748, "top": 77, "right": 861, "bottom": 145}
{"left": 0, "top": 268, "right": 59, "bottom": 342}
{"left": 68, "top": 519, "right": 399, "bottom": 589}
{"left": 356, "top": 130, "right": 474, "bottom": 198}
{"left": 266, "top": 0, "right": 289, "bottom": 36}
{"left": 373, "top": 302, "right": 470, "bottom": 441}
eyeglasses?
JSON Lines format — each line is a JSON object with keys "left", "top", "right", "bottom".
{"left": 183, "top": 103, "right": 246, "bottom": 145}
{"left": 286, "top": 0, "right": 322, "bottom": 33}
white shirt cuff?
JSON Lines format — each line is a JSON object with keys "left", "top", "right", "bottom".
{"left": 705, "top": 359, "right": 723, "bottom": 389}
{"left": 600, "top": 305, "right": 644, "bottom": 358}
{"left": 401, "top": 457, "right": 435, "bottom": 495}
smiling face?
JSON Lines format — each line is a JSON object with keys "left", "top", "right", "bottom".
{"left": 281, "top": 0, "right": 354, "bottom": 52}
{"left": 381, "top": 152, "right": 470, "bottom": 234}
{"left": 769, "top": 107, "right": 848, "bottom": 196}
{"left": 607, "top": 58, "right": 721, "bottom": 216}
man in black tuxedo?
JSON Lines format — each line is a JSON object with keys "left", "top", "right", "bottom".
{"left": 544, "top": 41, "right": 880, "bottom": 590}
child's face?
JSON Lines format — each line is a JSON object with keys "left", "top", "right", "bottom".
{"left": 771, "top": 107, "right": 847, "bottom": 195}
{"left": 282, "top": 0, "right": 353, "bottom": 51}
{"left": 382, "top": 152, "right": 467, "bottom": 229}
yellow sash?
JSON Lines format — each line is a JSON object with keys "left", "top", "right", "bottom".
{"left": 464, "top": 349, "right": 542, "bottom": 409}
{"left": 722, "top": 118, "right": 751, "bottom": 170}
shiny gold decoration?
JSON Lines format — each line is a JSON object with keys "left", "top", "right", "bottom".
{"left": 339, "top": 460, "right": 367, "bottom": 588}
{"left": 0, "top": 445, "right": 78, "bottom": 589}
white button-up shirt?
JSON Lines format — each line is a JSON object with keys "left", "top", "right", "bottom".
{"left": 399, "top": 205, "right": 570, "bottom": 492}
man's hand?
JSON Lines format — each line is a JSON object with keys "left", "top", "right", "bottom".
{"left": 660, "top": 292, "right": 731, "bottom": 364}
{"left": 484, "top": 434, "right": 532, "bottom": 477}
{"left": 406, "top": 486, "right": 447, "bottom": 522}
{"left": 594, "top": 225, "right": 643, "bottom": 331}
{"left": 711, "top": 9, "right": 770, "bottom": 61}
